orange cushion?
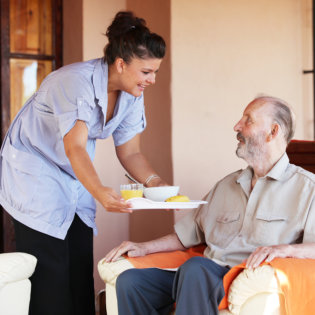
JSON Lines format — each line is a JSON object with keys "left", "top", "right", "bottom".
{"left": 125, "top": 248, "right": 315, "bottom": 314}
{"left": 125, "top": 245, "right": 205, "bottom": 269}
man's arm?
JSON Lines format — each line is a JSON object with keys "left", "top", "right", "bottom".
{"left": 104, "top": 233, "right": 186, "bottom": 262}
{"left": 246, "top": 243, "right": 315, "bottom": 269}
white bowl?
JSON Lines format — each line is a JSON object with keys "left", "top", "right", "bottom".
{"left": 144, "top": 186, "right": 179, "bottom": 202}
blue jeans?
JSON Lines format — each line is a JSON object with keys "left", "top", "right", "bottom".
{"left": 116, "top": 256, "right": 230, "bottom": 315}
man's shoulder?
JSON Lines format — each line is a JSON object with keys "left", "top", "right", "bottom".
{"left": 287, "top": 163, "right": 315, "bottom": 184}
{"left": 209, "top": 169, "right": 244, "bottom": 191}
{"left": 217, "top": 169, "right": 243, "bottom": 183}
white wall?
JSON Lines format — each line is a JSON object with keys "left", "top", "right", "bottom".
{"left": 82, "top": 0, "right": 127, "bottom": 295}
{"left": 171, "top": 0, "right": 313, "bottom": 221}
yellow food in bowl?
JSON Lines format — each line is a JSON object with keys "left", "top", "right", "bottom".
{"left": 165, "top": 195, "right": 190, "bottom": 202}
{"left": 121, "top": 190, "right": 143, "bottom": 200}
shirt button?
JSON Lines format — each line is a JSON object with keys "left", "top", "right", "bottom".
{"left": 12, "top": 154, "right": 16, "bottom": 159}
{"left": 72, "top": 200, "right": 76, "bottom": 204}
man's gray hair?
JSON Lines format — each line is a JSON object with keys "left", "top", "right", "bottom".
{"left": 254, "top": 96, "right": 295, "bottom": 144}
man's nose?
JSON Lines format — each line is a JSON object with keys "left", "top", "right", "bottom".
{"left": 233, "top": 120, "right": 242, "bottom": 132}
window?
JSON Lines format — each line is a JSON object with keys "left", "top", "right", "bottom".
{"left": 0, "top": 0, "right": 62, "bottom": 252}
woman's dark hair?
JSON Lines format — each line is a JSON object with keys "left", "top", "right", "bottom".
{"left": 104, "top": 11, "right": 166, "bottom": 65}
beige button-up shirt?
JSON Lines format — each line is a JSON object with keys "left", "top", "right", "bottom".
{"left": 174, "top": 154, "right": 315, "bottom": 267}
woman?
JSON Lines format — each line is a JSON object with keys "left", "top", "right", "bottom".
{"left": 0, "top": 11, "right": 168, "bottom": 315}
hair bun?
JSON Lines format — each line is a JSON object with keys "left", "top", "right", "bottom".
{"left": 106, "top": 11, "right": 148, "bottom": 42}
{"left": 104, "top": 11, "right": 166, "bottom": 65}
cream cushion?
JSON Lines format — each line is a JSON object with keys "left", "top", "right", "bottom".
{"left": 0, "top": 252, "right": 37, "bottom": 315}
{"left": 227, "top": 265, "right": 282, "bottom": 315}
{"left": 0, "top": 252, "right": 37, "bottom": 289}
{"left": 98, "top": 257, "right": 281, "bottom": 315}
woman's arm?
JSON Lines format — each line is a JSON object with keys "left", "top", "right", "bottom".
{"left": 115, "top": 134, "right": 168, "bottom": 187}
{"left": 63, "top": 120, "right": 132, "bottom": 213}
{"left": 104, "top": 233, "right": 186, "bottom": 262}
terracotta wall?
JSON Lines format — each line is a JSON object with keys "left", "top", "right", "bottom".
{"left": 63, "top": 0, "right": 83, "bottom": 65}
{"left": 126, "top": 0, "right": 174, "bottom": 242}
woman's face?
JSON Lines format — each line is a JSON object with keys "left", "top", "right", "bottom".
{"left": 119, "top": 57, "right": 162, "bottom": 97}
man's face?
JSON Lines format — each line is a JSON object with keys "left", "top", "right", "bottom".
{"left": 233, "top": 101, "right": 274, "bottom": 161}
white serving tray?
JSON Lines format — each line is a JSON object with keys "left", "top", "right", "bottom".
{"left": 127, "top": 197, "right": 207, "bottom": 210}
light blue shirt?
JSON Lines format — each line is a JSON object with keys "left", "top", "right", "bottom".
{"left": 0, "top": 58, "right": 146, "bottom": 239}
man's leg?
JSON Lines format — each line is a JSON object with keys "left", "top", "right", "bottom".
{"left": 173, "top": 256, "right": 230, "bottom": 315}
{"left": 116, "top": 268, "right": 176, "bottom": 315}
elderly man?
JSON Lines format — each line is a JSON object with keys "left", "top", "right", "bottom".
{"left": 105, "top": 96, "right": 315, "bottom": 315}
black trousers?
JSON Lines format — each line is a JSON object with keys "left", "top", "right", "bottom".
{"left": 13, "top": 214, "right": 95, "bottom": 315}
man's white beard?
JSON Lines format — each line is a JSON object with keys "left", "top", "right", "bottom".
{"left": 236, "top": 132, "right": 267, "bottom": 165}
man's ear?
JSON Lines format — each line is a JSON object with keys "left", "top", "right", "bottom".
{"left": 267, "top": 123, "right": 279, "bottom": 141}
{"left": 115, "top": 58, "right": 125, "bottom": 74}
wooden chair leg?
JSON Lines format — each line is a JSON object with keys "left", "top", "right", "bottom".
{"left": 95, "top": 289, "right": 106, "bottom": 315}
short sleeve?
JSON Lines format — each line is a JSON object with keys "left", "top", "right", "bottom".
{"left": 112, "top": 94, "right": 147, "bottom": 146}
{"left": 174, "top": 207, "right": 208, "bottom": 249}
{"left": 43, "top": 72, "right": 95, "bottom": 138}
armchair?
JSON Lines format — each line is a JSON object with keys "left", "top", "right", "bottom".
{"left": 0, "top": 252, "right": 37, "bottom": 315}
{"left": 98, "top": 250, "right": 286, "bottom": 315}
{"left": 97, "top": 139, "right": 315, "bottom": 315}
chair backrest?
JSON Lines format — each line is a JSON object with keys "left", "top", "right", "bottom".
{"left": 286, "top": 140, "right": 315, "bottom": 174}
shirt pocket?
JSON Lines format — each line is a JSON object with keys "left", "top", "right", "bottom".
{"left": 208, "top": 211, "right": 241, "bottom": 249}
{"left": 1, "top": 143, "right": 42, "bottom": 211}
{"left": 250, "top": 211, "right": 288, "bottom": 246}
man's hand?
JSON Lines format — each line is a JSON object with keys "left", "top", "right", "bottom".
{"left": 104, "top": 241, "right": 147, "bottom": 263}
{"left": 246, "top": 244, "right": 292, "bottom": 269}
{"left": 104, "top": 233, "right": 185, "bottom": 263}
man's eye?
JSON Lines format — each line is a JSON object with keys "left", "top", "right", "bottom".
{"left": 142, "top": 71, "right": 149, "bottom": 75}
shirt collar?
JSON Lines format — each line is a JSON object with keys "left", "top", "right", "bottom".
{"left": 236, "top": 152, "right": 290, "bottom": 184}
{"left": 266, "top": 153, "right": 289, "bottom": 180}
{"left": 93, "top": 58, "right": 108, "bottom": 108}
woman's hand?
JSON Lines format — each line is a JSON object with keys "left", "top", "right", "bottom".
{"left": 104, "top": 241, "right": 147, "bottom": 262}
{"left": 146, "top": 176, "right": 169, "bottom": 187}
{"left": 95, "top": 186, "right": 133, "bottom": 213}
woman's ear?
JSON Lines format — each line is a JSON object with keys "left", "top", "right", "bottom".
{"left": 115, "top": 58, "right": 125, "bottom": 74}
